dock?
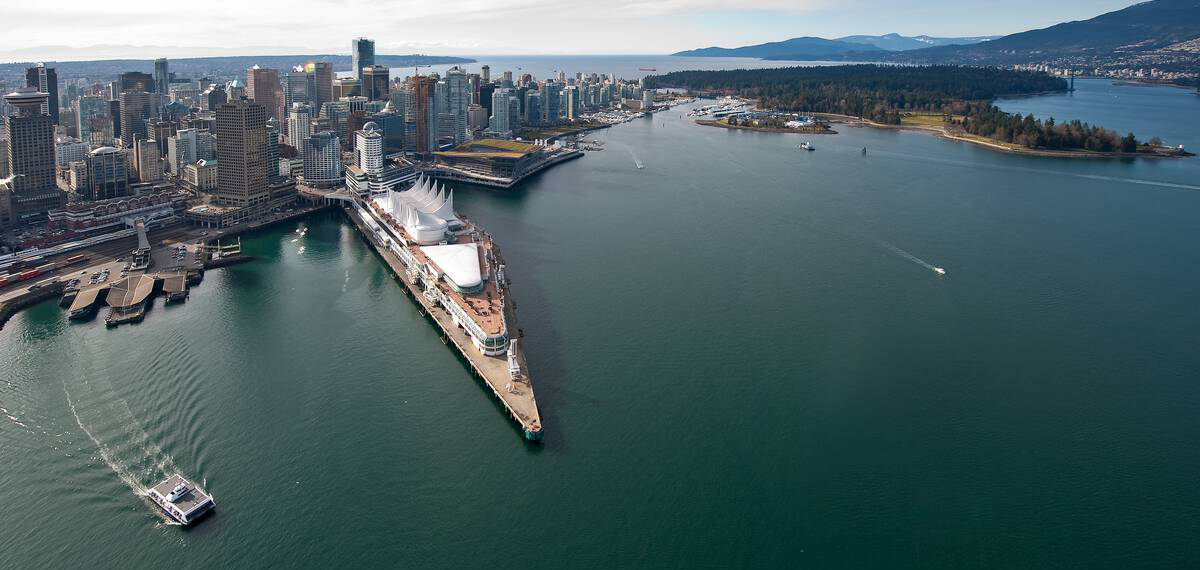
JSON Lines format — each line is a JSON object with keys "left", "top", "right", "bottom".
{"left": 345, "top": 203, "right": 543, "bottom": 440}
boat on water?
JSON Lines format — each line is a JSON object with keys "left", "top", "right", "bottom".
{"left": 800, "top": 142, "right": 815, "bottom": 151}
{"left": 862, "top": 147, "right": 868, "bottom": 156}
{"left": 933, "top": 267, "right": 946, "bottom": 275}
{"left": 146, "top": 474, "right": 214, "bottom": 525}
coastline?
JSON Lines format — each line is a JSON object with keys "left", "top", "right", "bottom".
{"left": 695, "top": 118, "right": 837, "bottom": 135}
{"left": 814, "top": 113, "right": 1193, "bottom": 159}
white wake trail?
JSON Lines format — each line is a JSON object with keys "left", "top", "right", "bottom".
{"left": 876, "top": 240, "right": 944, "bottom": 274}
{"left": 63, "top": 381, "right": 148, "bottom": 496}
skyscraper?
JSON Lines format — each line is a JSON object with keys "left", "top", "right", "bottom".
{"left": 4, "top": 90, "right": 65, "bottom": 219}
{"left": 154, "top": 58, "right": 170, "bottom": 97}
{"left": 25, "top": 64, "right": 59, "bottom": 124}
{"left": 480, "top": 65, "right": 490, "bottom": 84}
{"left": 302, "top": 131, "right": 342, "bottom": 187}
{"left": 406, "top": 75, "right": 437, "bottom": 154}
{"left": 75, "top": 95, "right": 112, "bottom": 146}
{"left": 119, "top": 71, "right": 154, "bottom": 94}
{"left": 247, "top": 66, "right": 283, "bottom": 122}
{"left": 214, "top": 100, "right": 268, "bottom": 207}
{"left": 284, "top": 70, "right": 314, "bottom": 113}
{"left": 489, "top": 88, "right": 514, "bottom": 136}
{"left": 352, "top": 38, "right": 375, "bottom": 82}
{"left": 287, "top": 103, "right": 312, "bottom": 156}
{"left": 119, "top": 91, "right": 152, "bottom": 147}
{"left": 313, "top": 61, "right": 334, "bottom": 113}
{"left": 362, "top": 65, "right": 391, "bottom": 102}
{"left": 443, "top": 66, "right": 469, "bottom": 145}
{"left": 84, "top": 147, "right": 129, "bottom": 200}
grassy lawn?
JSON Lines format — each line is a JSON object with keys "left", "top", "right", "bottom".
{"left": 900, "top": 113, "right": 956, "bottom": 128}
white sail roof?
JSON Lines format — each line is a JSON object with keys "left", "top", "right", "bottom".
{"left": 421, "top": 243, "right": 482, "bottom": 290}
{"left": 370, "top": 174, "right": 460, "bottom": 243}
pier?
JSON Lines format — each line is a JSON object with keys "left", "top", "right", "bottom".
{"left": 344, "top": 202, "right": 543, "bottom": 440}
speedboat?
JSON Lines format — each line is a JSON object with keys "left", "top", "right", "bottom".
{"left": 799, "top": 142, "right": 815, "bottom": 151}
{"left": 933, "top": 267, "right": 946, "bottom": 275}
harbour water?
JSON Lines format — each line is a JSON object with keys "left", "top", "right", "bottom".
{"left": 2, "top": 76, "right": 1199, "bottom": 568}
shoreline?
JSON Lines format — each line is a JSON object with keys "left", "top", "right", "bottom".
{"left": 815, "top": 113, "right": 1193, "bottom": 159}
{"left": 694, "top": 118, "right": 837, "bottom": 135}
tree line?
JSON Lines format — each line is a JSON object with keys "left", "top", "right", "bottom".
{"left": 647, "top": 65, "right": 1150, "bottom": 151}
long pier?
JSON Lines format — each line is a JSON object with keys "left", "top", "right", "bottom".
{"left": 344, "top": 203, "right": 543, "bottom": 440}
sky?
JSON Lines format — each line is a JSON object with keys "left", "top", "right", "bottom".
{"left": 0, "top": 0, "right": 1141, "bottom": 61}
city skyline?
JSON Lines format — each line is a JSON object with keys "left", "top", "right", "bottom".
{"left": 1, "top": 0, "right": 1140, "bottom": 62}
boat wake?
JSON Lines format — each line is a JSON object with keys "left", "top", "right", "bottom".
{"left": 62, "top": 379, "right": 183, "bottom": 523}
{"left": 628, "top": 148, "right": 645, "bottom": 169}
{"left": 876, "top": 239, "right": 946, "bottom": 275}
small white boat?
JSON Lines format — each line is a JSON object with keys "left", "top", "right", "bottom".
{"left": 933, "top": 267, "right": 946, "bottom": 275}
{"left": 799, "top": 142, "right": 815, "bottom": 151}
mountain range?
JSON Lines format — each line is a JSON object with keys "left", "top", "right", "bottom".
{"left": 671, "top": 1, "right": 1200, "bottom": 72}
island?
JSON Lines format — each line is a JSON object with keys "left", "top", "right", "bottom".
{"left": 647, "top": 65, "right": 1192, "bottom": 158}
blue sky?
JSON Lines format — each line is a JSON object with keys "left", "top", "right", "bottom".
{"left": 0, "top": 0, "right": 1141, "bottom": 60}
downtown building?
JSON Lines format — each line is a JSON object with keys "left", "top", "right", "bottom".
{"left": 1, "top": 90, "right": 66, "bottom": 226}
{"left": 345, "top": 122, "right": 416, "bottom": 196}
{"left": 301, "top": 130, "right": 342, "bottom": 188}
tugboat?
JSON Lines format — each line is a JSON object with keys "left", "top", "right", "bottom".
{"left": 146, "top": 475, "right": 215, "bottom": 525}
{"left": 799, "top": 142, "right": 815, "bottom": 151}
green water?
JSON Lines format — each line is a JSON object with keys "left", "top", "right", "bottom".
{"left": 2, "top": 79, "right": 1199, "bottom": 569}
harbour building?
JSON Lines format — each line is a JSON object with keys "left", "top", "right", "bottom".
{"left": 83, "top": 146, "right": 131, "bottom": 201}
{"left": 433, "top": 139, "right": 551, "bottom": 181}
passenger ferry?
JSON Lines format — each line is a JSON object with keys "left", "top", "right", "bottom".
{"left": 146, "top": 475, "right": 215, "bottom": 525}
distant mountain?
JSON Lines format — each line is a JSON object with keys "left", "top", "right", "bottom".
{"left": 835, "top": 33, "right": 998, "bottom": 51}
{"left": 890, "top": 0, "right": 1200, "bottom": 65}
{"left": 671, "top": 37, "right": 885, "bottom": 60}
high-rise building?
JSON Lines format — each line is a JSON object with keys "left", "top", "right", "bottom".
{"left": 406, "top": 75, "right": 437, "bottom": 154}
{"left": 25, "top": 64, "right": 59, "bottom": 124}
{"left": 287, "top": 103, "right": 312, "bottom": 155}
{"left": 134, "top": 138, "right": 163, "bottom": 183}
{"left": 284, "top": 70, "right": 314, "bottom": 116}
{"left": 247, "top": 66, "right": 283, "bottom": 121}
{"left": 443, "top": 66, "right": 469, "bottom": 145}
{"left": 75, "top": 95, "right": 112, "bottom": 146}
{"left": 154, "top": 58, "right": 170, "bottom": 97}
{"left": 355, "top": 124, "right": 383, "bottom": 175}
{"left": 203, "top": 86, "right": 227, "bottom": 111}
{"left": 352, "top": 38, "right": 375, "bottom": 82}
{"left": 214, "top": 100, "right": 268, "bottom": 207}
{"left": 168, "top": 128, "right": 198, "bottom": 175}
{"left": 302, "top": 131, "right": 342, "bottom": 187}
{"left": 55, "top": 137, "right": 88, "bottom": 168}
{"left": 119, "top": 71, "right": 154, "bottom": 94}
{"left": 480, "top": 65, "right": 490, "bottom": 84}
{"left": 524, "top": 91, "right": 541, "bottom": 127}
{"left": 4, "top": 90, "right": 64, "bottom": 221}
{"left": 564, "top": 85, "right": 578, "bottom": 121}
{"left": 266, "top": 119, "right": 280, "bottom": 179}
{"left": 82, "top": 146, "right": 129, "bottom": 200}
{"left": 467, "top": 103, "right": 488, "bottom": 134}
{"left": 370, "top": 101, "right": 405, "bottom": 154}
{"left": 488, "top": 88, "right": 515, "bottom": 136}
{"left": 119, "top": 91, "right": 152, "bottom": 147}
{"left": 541, "top": 81, "right": 561, "bottom": 124}
{"left": 362, "top": 65, "right": 391, "bottom": 102}
{"left": 313, "top": 61, "right": 334, "bottom": 112}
